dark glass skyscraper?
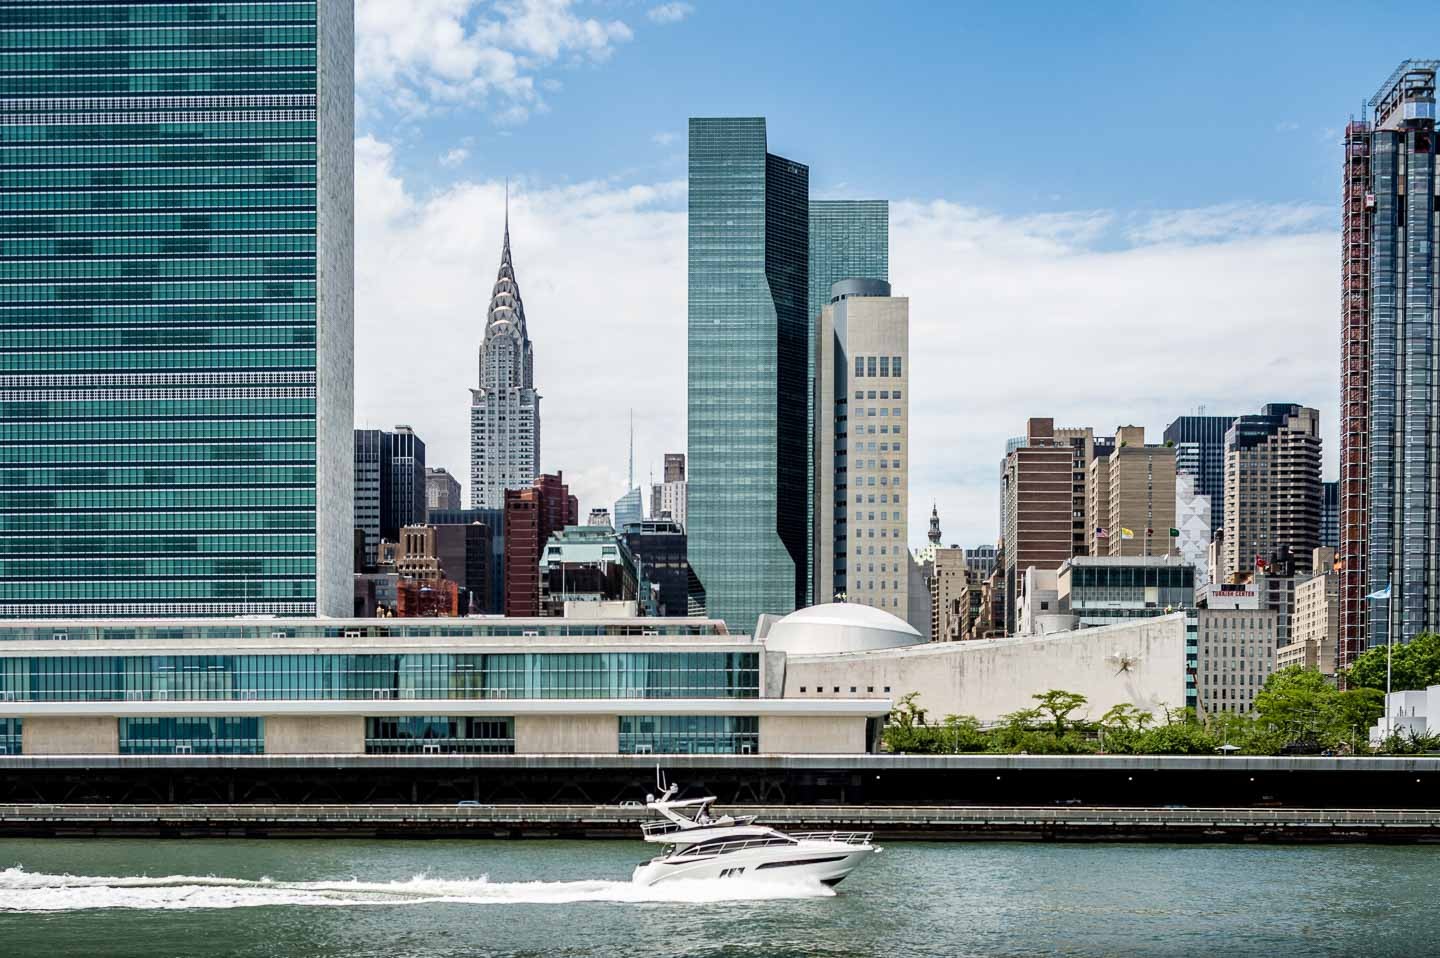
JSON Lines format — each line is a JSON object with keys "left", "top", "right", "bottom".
{"left": 688, "top": 118, "right": 809, "bottom": 632}
{"left": 0, "top": 2, "right": 354, "bottom": 616}
{"left": 1163, "top": 414, "right": 1235, "bottom": 539}
{"left": 1340, "top": 60, "right": 1440, "bottom": 659}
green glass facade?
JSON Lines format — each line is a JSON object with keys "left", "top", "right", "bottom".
{"left": 0, "top": 716, "right": 18, "bottom": 753}
{"left": 0, "top": 1, "right": 353, "bottom": 617}
{"left": 0, "top": 650, "right": 762, "bottom": 702}
{"left": 687, "top": 117, "right": 809, "bottom": 633}
{"left": 617, "top": 714, "right": 758, "bottom": 754}
{"left": 806, "top": 201, "right": 888, "bottom": 603}
{"left": 118, "top": 715, "right": 262, "bottom": 754}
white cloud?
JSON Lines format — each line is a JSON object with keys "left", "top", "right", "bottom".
{"left": 439, "top": 146, "right": 471, "bottom": 167}
{"left": 354, "top": 138, "right": 686, "bottom": 521}
{"left": 356, "top": 143, "right": 1337, "bottom": 552}
{"left": 651, "top": 131, "right": 677, "bottom": 146}
{"left": 647, "top": 2, "right": 695, "bottom": 24}
{"left": 355, "top": 0, "right": 633, "bottom": 123}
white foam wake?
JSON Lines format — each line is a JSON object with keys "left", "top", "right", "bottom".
{"left": 0, "top": 866, "right": 834, "bottom": 912}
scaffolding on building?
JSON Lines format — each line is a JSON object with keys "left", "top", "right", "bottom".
{"left": 1338, "top": 118, "right": 1372, "bottom": 672}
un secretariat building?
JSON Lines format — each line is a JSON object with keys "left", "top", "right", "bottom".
{"left": 0, "top": 2, "right": 354, "bottom": 617}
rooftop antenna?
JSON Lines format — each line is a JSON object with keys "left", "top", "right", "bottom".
{"left": 628, "top": 408, "right": 635, "bottom": 491}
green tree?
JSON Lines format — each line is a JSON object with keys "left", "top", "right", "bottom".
{"left": 1099, "top": 703, "right": 1153, "bottom": 732}
{"left": 939, "top": 714, "right": 986, "bottom": 753}
{"left": 1032, "top": 689, "right": 1088, "bottom": 735}
{"left": 1346, "top": 631, "right": 1440, "bottom": 692}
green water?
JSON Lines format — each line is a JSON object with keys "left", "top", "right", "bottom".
{"left": 0, "top": 838, "right": 1435, "bottom": 957}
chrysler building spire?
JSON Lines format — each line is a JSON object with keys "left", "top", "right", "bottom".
{"left": 470, "top": 196, "right": 541, "bottom": 508}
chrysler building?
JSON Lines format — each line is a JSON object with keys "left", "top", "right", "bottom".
{"left": 470, "top": 202, "right": 540, "bottom": 507}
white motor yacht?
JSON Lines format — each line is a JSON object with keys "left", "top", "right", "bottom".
{"left": 631, "top": 782, "right": 879, "bottom": 887}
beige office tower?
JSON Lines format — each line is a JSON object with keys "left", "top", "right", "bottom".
{"left": 1001, "top": 418, "right": 1075, "bottom": 634}
{"left": 930, "top": 546, "right": 968, "bottom": 641}
{"left": 815, "top": 279, "right": 911, "bottom": 620}
{"left": 1087, "top": 425, "right": 1177, "bottom": 558}
{"left": 1222, "top": 404, "right": 1322, "bottom": 583}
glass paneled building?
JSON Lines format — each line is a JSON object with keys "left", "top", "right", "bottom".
{"left": 618, "top": 715, "right": 758, "bottom": 754}
{"left": 364, "top": 716, "right": 514, "bottom": 754}
{"left": 0, "top": 1, "right": 354, "bottom": 617}
{"left": 118, "top": 715, "right": 262, "bottom": 754}
{"left": 687, "top": 117, "right": 809, "bottom": 634}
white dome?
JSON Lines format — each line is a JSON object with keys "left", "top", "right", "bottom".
{"left": 763, "top": 602, "right": 924, "bottom": 655}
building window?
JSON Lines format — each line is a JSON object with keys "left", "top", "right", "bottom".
{"left": 365, "top": 716, "right": 514, "bottom": 754}
{"left": 867, "top": 357, "right": 878, "bottom": 377}
{"left": 618, "top": 715, "right": 758, "bottom": 754}
{"left": 855, "top": 356, "right": 864, "bottom": 377}
{"left": 118, "top": 716, "right": 262, "bottom": 755}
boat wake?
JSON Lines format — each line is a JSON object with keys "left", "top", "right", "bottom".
{"left": 0, "top": 866, "right": 835, "bottom": 912}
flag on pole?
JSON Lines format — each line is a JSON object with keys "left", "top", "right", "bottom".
{"left": 1120, "top": 528, "right": 1135, "bottom": 540}
{"left": 1095, "top": 526, "right": 1109, "bottom": 539}
{"left": 1168, "top": 527, "right": 1179, "bottom": 537}
{"left": 1367, "top": 583, "right": 1392, "bottom": 600}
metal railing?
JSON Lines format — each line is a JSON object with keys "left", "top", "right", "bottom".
{"left": 790, "top": 830, "right": 874, "bottom": 845}
{"left": 0, "top": 804, "right": 1437, "bottom": 829}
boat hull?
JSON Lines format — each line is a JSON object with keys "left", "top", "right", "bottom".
{"left": 631, "top": 841, "right": 876, "bottom": 887}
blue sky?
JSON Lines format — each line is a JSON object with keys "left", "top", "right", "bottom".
{"left": 351, "top": 0, "right": 1438, "bottom": 549}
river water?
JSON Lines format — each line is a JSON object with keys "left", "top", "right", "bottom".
{"left": 0, "top": 837, "right": 1434, "bottom": 957}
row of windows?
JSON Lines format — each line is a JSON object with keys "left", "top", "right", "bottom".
{"left": 0, "top": 348, "right": 316, "bottom": 371}
{"left": 853, "top": 355, "right": 903, "bottom": 378}
{"left": 1, "top": 4, "right": 317, "bottom": 27}
{"left": 0, "top": 188, "right": 315, "bottom": 213}
{"left": 1, "top": 27, "right": 316, "bottom": 50}
{"left": 0, "top": 73, "right": 314, "bottom": 97}
{"left": 0, "top": 716, "right": 18, "bottom": 754}
{"left": 0, "top": 398, "right": 314, "bottom": 421}
{"left": 0, "top": 49, "right": 317, "bottom": 71}
{"left": 0, "top": 418, "right": 314, "bottom": 441}
{"left": 0, "top": 330, "right": 313, "bottom": 352}
{"left": 364, "top": 717, "right": 514, "bottom": 755}
{"left": 0, "top": 441, "right": 310, "bottom": 465}
{"left": 0, "top": 304, "right": 314, "bottom": 327}
{"left": 0, "top": 258, "right": 313, "bottom": 280}
{"left": 0, "top": 579, "right": 313, "bottom": 601}
{"left": 0, "top": 280, "right": 314, "bottom": 303}
{"left": 0, "top": 652, "right": 762, "bottom": 702}
{"left": 0, "top": 486, "right": 315, "bottom": 510}
{"left": 117, "top": 715, "right": 262, "bottom": 754}
{"left": 0, "top": 510, "right": 313, "bottom": 534}
{"left": 0, "top": 556, "right": 314, "bottom": 579}
{"left": 1, "top": 123, "right": 316, "bottom": 149}
{"left": 0, "top": 463, "right": 312, "bottom": 485}
{"left": 0, "top": 210, "right": 316, "bottom": 234}
{"left": 0, "top": 163, "right": 312, "bottom": 192}
{"left": 617, "top": 715, "right": 759, "bottom": 755}
{"left": 0, "top": 533, "right": 314, "bottom": 556}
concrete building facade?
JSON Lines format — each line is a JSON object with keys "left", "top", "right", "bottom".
{"left": 1001, "top": 418, "right": 1076, "bottom": 633}
{"left": 1195, "top": 592, "right": 1279, "bottom": 716}
{"left": 1222, "top": 404, "right": 1322, "bottom": 584}
{"left": 815, "top": 279, "right": 911, "bottom": 621}
{"left": 930, "top": 548, "right": 968, "bottom": 642}
{"left": 1279, "top": 548, "right": 1339, "bottom": 677}
{"left": 1087, "top": 426, "right": 1177, "bottom": 559}
{"left": 426, "top": 468, "right": 462, "bottom": 514}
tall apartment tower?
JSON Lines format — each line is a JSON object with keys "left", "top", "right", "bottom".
{"left": 1087, "top": 426, "right": 1177, "bottom": 559}
{"left": 1001, "top": 419, "right": 1075, "bottom": 633}
{"left": 1222, "top": 404, "right": 1322, "bottom": 584}
{"left": 1163, "top": 415, "right": 1237, "bottom": 539}
{"left": 814, "top": 280, "right": 910, "bottom": 615}
{"left": 0, "top": 2, "right": 354, "bottom": 616}
{"left": 687, "top": 118, "right": 809, "bottom": 631}
{"left": 809, "top": 200, "right": 889, "bottom": 603}
{"left": 354, "top": 430, "right": 393, "bottom": 570}
{"left": 650, "top": 453, "right": 688, "bottom": 527}
{"left": 471, "top": 205, "right": 540, "bottom": 509}
{"left": 1340, "top": 60, "right": 1440, "bottom": 663}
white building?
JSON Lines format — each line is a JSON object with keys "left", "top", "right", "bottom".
{"left": 1175, "top": 473, "right": 1212, "bottom": 591}
{"left": 470, "top": 207, "right": 540, "bottom": 508}
{"left": 1370, "top": 685, "right": 1440, "bottom": 744}
{"left": 814, "top": 279, "right": 912, "bottom": 619}
{"left": 767, "top": 605, "right": 1186, "bottom": 724}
